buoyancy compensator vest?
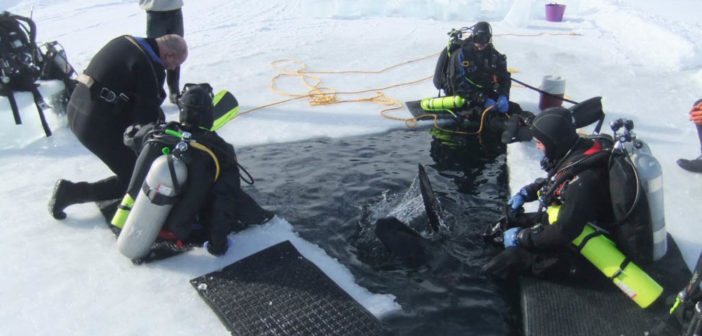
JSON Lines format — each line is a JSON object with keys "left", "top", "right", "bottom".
{"left": 433, "top": 27, "right": 467, "bottom": 93}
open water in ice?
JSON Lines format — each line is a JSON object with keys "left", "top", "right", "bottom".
{"left": 237, "top": 126, "right": 520, "bottom": 335}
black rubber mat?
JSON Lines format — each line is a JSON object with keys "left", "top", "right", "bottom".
{"left": 190, "top": 240, "right": 386, "bottom": 336}
{"left": 521, "top": 234, "right": 690, "bottom": 336}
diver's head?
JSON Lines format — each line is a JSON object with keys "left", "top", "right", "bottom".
{"left": 472, "top": 21, "right": 492, "bottom": 50}
{"left": 529, "top": 107, "right": 579, "bottom": 161}
{"left": 178, "top": 83, "right": 214, "bottom": 130}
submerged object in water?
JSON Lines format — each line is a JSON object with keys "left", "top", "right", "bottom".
{"left": 375, "top": 216, "right": 430, "bottom": 267}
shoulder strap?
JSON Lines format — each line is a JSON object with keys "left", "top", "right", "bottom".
{"left": 541, "top": 149, "right": 611, "bottom": 205}
{"left": 30, "top": 86, "right": 51, "bottom": 137}
{"left": 2, "top": 89, "right": 22, "bottom": 125}
{"left": 123, "top": 36, "right": 162, "bottom": 99}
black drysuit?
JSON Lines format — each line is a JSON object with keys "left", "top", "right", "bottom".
{"left": 447, "top": 38, "right": 510, "bottom": 107}
{"left": 67, "top": 35, "right": 166, "bottom": 201}
{"left": 484, "top": 139, "right": 616, "bottom": 279}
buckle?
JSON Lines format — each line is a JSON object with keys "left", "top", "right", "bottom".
{"left": 99, "top": 87, "right": 117, "bottom": 103}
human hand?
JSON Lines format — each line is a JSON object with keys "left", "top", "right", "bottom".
{"left": 507, "top": 188, "right": 528, "bottom": 214}
{"left": 503, "top": 227, "right": 520, "bottom": 248}
{"left": 497, "top": 95, "right": 509, "bottom": 113}
{"left": 484, "top": 97, "right": 496, "bottom": 109}
{"left": 690, "top": 105, "right": 702, "bottom": 125}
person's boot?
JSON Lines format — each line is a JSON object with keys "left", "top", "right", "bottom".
{"left": 49, "top": 177, "right": 123, "bottom": 220}
{"left": 48, "top": 179, "right": 79, "bottom": 220}
{"left": 677, "top": 155, "right": 702, "bottom": 173}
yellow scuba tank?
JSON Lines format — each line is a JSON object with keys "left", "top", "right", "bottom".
{"left": 420, "top": 95, "right": 465, "bottom": 111}
{"left": 547, "top": 206, "right": 663, "bottom": 308}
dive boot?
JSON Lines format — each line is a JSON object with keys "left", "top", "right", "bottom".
{"left": 677, "top": 155, "right": 702, "bottom": 173}
{"left": 49, "top": 179, "right": 74, "bottom": 220}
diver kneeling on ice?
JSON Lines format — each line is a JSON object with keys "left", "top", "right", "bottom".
{"left": 115, "top": 83, "right": 273, "bottom": 258}
{"left": 428, "top": 21, "right": 533, "bottom": 143}
{"left": 483, "top": 107, "right": 665, "bottom": 308}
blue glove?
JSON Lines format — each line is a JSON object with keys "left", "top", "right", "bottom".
{"left": 497, "top": 95, "right": 509, "bottom": 113}
{"left": 503, "top": 227, "right": 520, "bottom": 248}
{"left": 203, "top": 237, "right": 232, "bottom": 256}
{"left": 507, "top": 188, "right": 528, "bottom": 213}
{"left": 484, "top": 97, "right": 496, "bottom": 109}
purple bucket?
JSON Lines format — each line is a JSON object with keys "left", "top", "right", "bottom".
{"left": 545, "top": 4, "right": 566, "bottom": 22}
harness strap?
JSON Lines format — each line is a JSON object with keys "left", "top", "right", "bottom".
{"left": 166, "top": 154, "right": 181, "bottom": 195}
{"left": 576, "top": 230, "right": 601, "bottom": 251}
{"left": 124, "top": 36, "right": 162, "bottom": 101}
{"left": 30, "top": 86, "right": 51, "bottom": 137}
{"left": 5, "top": 89, "right": 22, "bottom": 124}
{"left": 76, "top": 73, "right": 130, "bottom": 105}
{"left": 610, "top": 257, "right": 632, "bottom": 280}
{"left": 141, "top": 181, "right": 179, "bottom": 206}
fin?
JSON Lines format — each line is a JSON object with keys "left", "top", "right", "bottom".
{"left": 374, "top": 217, "right": 429, "bottom": 267}
{"left": 210, "top": 90, "right": 240, "bottom": 131}
{"left": 418, "top": 163, "right": 443, "bottom": 232}
{"left": 570, "top": 96, "right": 604, "bottom": 131}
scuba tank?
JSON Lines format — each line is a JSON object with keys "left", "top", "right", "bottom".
{"left": 546, "top": 206, "right": 663, "bottom": 308}
{"left": 421, "top": 95, "right": 465, "bottom": 112}
{"left": 111, "top": 126, "right": 180, "bottom": 229}
{"left": 613, "top": 119, "right": 667, "bottom": 261}
{"left": 623, "top": 139, "right": 667, "bottom": 261}
{"left": 116, "top": 139, "right": 189, "bottom": 260}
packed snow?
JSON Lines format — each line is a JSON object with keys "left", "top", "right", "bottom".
{"left": 1, "top": 0, "right": 701, "bottom": 335}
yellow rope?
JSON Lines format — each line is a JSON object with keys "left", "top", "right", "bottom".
{"left": 265, "top": 57, "right": 434, "bottom": 128}
{"left": 229, "top": 30, "right": 580, "bottom": 129}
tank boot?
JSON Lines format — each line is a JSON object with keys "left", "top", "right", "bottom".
{"left": 48, "top": 179, "right": 79, "bottom": 220}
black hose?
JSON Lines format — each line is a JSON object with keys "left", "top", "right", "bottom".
{"left": 511, "top": 77, "right": 579, "bottom": 104}
{"left": 238, "top": 162, "right": 255, "bottom": 185}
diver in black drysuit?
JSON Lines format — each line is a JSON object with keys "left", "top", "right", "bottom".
{"left": 49, "top": 34, "right": 188, "bottom": 220}
{"left": 124, "top": 84, "right": 273, "bottom": 255}
{"left": 436, "top": 21, "right": 533, "bottom": 143}
{"left": 483, "top": 107, "right": 615, "bottom": 280}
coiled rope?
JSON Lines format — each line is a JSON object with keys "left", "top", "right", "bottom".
{"left": 230, "top": 30, "right": 579, "bottom": 133}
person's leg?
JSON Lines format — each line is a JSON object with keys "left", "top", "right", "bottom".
{"left": 165, "top": 10, "right": 184, "bottom": 98}
{"left": 147, "top": 10, "right": 184, "bottom": 101}
{"left": 51, "top": 102, "right": 136, "bottom": 219}
{"left": 482, "top": 247, "right": 537, "bottom": 280}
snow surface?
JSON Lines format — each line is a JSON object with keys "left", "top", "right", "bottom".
{"left": 1, "top": 0, "right": 701, "bottom": 334}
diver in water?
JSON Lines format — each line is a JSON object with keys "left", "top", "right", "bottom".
{"left": 434, "top": 21, "right": 532, "bottom": 143}
{"left": 482, "top": 107, "right": 616, "bottom": 279}
{"left": 122, "top": 83, "right": 273, "bottom": 255}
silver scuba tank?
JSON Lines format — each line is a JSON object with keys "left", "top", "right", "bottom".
{"left": 117, "top": 147, "right": 188, "bottom": 260}
{"left": 624, "top": 139, "right": 667, "bottom": 261}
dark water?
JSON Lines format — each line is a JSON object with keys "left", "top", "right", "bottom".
{"left": 236, "top": 126, "right": 520, "bottom": 335}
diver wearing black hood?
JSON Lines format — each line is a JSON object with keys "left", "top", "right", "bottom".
{"left": 122, "top": 83, "right": 273, "bottom": 255}
{"left": 483, "top": 107, "right": 615, "bottom": 280}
